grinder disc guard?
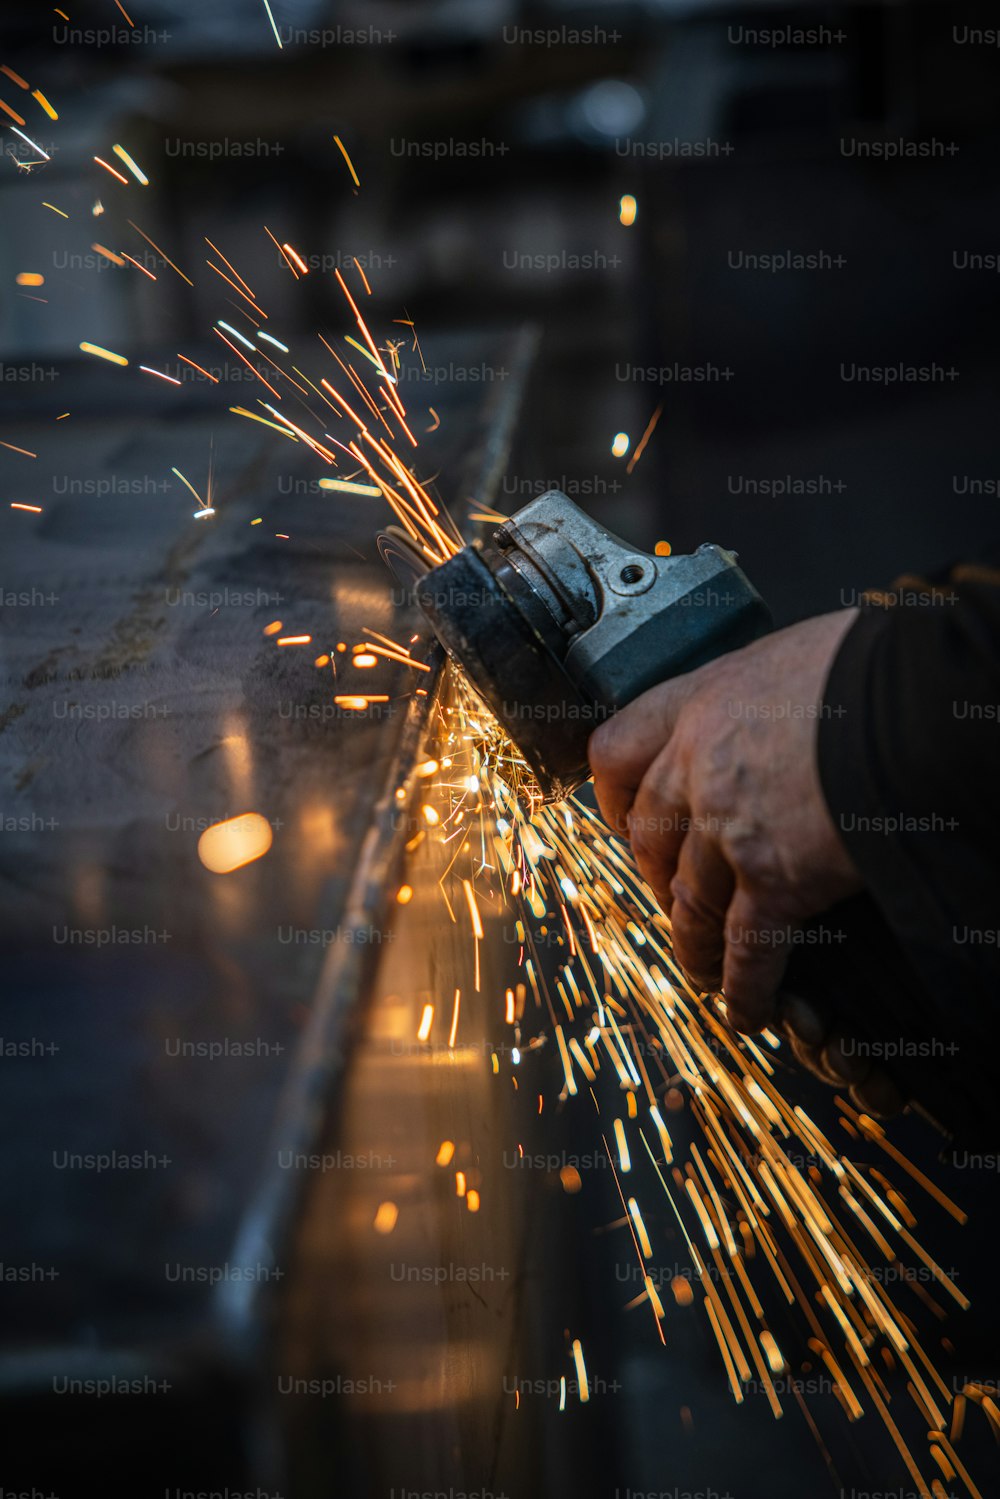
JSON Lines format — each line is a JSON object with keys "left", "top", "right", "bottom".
{"left": 401, "top": 491, "right": 771, "bottom": 802}
{"left": 416, "top": 543, "right": 602, "bottom": 801}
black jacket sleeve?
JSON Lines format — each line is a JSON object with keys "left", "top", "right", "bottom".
{"left": 816, "top": 564, "right": 1000, "bottom": 1009}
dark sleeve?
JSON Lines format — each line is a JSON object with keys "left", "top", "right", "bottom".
{"left": 816, "top": 564, "right": 1000, "bottom": 1000}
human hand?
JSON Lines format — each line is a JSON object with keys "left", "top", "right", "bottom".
{"left": 588, "top": 609, "right": 864, "bottom": 1035}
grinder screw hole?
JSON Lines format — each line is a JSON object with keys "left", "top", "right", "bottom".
{"left": 619, "top": 564, "right": 644, "bottom": 585}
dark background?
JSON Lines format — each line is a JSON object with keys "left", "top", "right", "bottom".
{"left": 5, "top": 0, "right": 1000, "bottom": 615}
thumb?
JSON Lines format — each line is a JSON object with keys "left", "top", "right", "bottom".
{"left": 588, "top": 673, "right": 699, "bottom": 832}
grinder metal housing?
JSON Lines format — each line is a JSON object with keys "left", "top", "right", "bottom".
{"left": 396, "top": 491, "right": 771, "bottom": 802}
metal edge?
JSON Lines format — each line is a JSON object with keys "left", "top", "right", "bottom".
{"left": 213, "top": 642, "right": 446, "bottom": 1345}
{"left": 214, "top": 324, "right": 540, "bottom": 1350}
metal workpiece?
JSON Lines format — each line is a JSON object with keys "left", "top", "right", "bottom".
{"left": 414, "top": 490, "right": 771, "bottom": 801}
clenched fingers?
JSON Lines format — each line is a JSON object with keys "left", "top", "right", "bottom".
{"left": 589, "top": 675, "right": 698, "bottom": 834}
{"left": 668, "top": 835, "right": 734, "bottom": 992}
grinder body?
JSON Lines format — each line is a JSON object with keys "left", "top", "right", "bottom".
{"left": 413, "top": 491, "right": 771, "bottom": 800}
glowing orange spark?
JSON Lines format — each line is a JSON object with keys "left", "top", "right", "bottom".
{"left": 265, "top": 226, "right": 300, "bottom": 278}
{"left": 31, "top": 90, "right": 57, "bottom": 121}
{"left": 333, "top": 134, "right": 360, "bottom": 188}
{"left": 626, "top": 403, "right": 663, "bottom": 475}
{"left": 121, "top": 252, "right": 156, "bottom": 280}
{"left": 213, "top": 329, "right": 282, "bottom": 400}
{"left": 281, "top": 243, "right": 309, "bottom": 276}
{"left": 94, "top": 156, "right": 128, "bottom": 185}
{"left": 91, "top": 243, "right": 125, "bottom": 266}
{"left": 127, "top": 220, "right": 194, "bottom": 286}
{"left": 178, "top": 355, "right": 218, "bottom": 383}
{"left": 206, "top": 260, "right": 266, "bottom": 313}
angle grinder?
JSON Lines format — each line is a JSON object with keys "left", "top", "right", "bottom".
{"left": 379, "top": 491, "right": 994, "bottom": 1144}
{"left": 379, "top": 489, "right": 770, "bottom": 801}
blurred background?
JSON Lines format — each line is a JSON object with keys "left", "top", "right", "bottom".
{"left": 3, "top": 0, "right": 1000, "bottom": 612}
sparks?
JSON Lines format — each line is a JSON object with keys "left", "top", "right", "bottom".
{"left": 91, "top": 243, "right": 125, "bottom": 266}
{"left": 31, "top": 89, "right": 57, "bottom": 121}
{"left": 9, "top": 125, "right": 49, "bottom": 161}
{"left": 333, "top": 133, "right": 360, "bottom": 188}
{"left": 94, "top": 155, "right": 128, "bottom": 185}
{"left": 260, "top": 0, "right": 283, "bottom": 49}
{"left": 127, "top": 220, "right": 194, "bottom": 286}
{"left": 217, "top": 319, "right": 256, "bottom": 352}
{"left": 112, "top": 144, "right": 149, "bottom": 185}
{"left": 171, "top": 467, "right": 204, "bottom": 506}
{"left": 317, "top": 478, "right": 382, "bottom": 496}
{"left": 281, "top": 243, "right": 309, "bottom": 276}
{"left": 571, "top": 1340, "right": 590, "bottom": 1404}
{"left": 626, "top": 403, "right": 663, "bottom": 475}
{"left": 178, "top": 356, "right": 218, "bottom": 383}
{"left": 333, "top": 695, "right": 389, "bottom": 710}
{"left": 140, "top": 365, "right": 181, "bottom": 385}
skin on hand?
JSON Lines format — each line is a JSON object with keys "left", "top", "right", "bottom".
{"left": 588, "top": 608, "right": 904, "bottom": 1116}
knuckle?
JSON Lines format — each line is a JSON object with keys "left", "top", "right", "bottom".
{"left": 725, "top": 831, "right": 782, "bottom": 890}
{"left": 628, "top": 786, "right": 671, "bottom": 842}
{"left": 629, "top": 825, "right": 664, "bottom": 870}
{"left": 588, "top": 717, "right": 626, "bottom": 774}
{"left": 670, "top": 876, "right": 720, "bottom": 928}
